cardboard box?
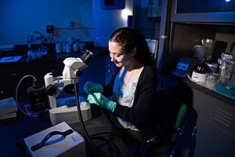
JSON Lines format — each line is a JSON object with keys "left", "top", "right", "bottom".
{"left": 24, "top": 122, "right": 86, "bottom": 157}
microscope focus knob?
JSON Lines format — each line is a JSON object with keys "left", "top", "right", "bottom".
{"left": 76, "top": 70, "right": 82, "bottom": 77}
{"left": 46, "top": 85, "right": 57, "bottom": 96}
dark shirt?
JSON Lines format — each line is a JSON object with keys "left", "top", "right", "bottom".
{"left": 102, "top": 65, "right": 158, "bottom": 137}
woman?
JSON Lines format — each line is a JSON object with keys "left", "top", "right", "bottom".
{"left": 84, "top": 27, "right": 158, "bottom": 154}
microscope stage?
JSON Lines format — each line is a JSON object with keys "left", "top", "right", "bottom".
{"left": 49, "top": 97, "right": 92, "bottom": 125}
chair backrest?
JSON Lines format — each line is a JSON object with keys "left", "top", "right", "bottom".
{"left": 172, "top": 103, "right": 188, "bottom": 142}
{"left": 152, "top": 89, "right": 197, "bottom": 157}
{"left": 154, "top": 90, "right": 187, "bottom": 139}
{"left": 141, "top": 89, "right": 197, "bottom": 157}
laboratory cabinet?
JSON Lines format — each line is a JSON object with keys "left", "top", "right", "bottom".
{"left": 172, "top": 0, "right": 235, "bottom": 23}
{"left": 165, "top": 23, "right": 235, "bottom": 73}
{"left": 158, "top": 0, "right": 235, "bottom": 74}
{"left": 192, "top": 87, "right": 235, "bottom": 157}
{"left": 156, "top": 1, "right": 235, "bottom": 157}
{"left": 171, "top": 78, "right": 235, "bottom": 157}
{"left": 166, "top": 22, "right": 235, "bottom": 157}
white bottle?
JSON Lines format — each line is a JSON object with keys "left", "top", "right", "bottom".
{"left": 62, "top": 41, "right": 66, "bottom": 53}
{"left": 55, "top": 42, "right": 62, "bottom": 53}
{"left": 73, "top": 42, "right": 78, "bottom": 52}
{"left": 66, "top": 42, "right": 72, "bottom": 53}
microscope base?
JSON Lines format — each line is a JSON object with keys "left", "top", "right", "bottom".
{"left": 49, "top": 97, "right": 92, "bottom": 125}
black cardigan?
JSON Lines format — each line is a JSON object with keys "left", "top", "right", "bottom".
{"left": 103, "top": 65, "right": 158, "bottom": 136}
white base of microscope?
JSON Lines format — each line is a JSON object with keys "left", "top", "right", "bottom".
{"left": 49, "top": 97, "right": 92, "bottom": 125}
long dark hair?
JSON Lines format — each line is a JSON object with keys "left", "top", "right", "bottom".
{"left": 109, "top": 27, "right": 154, "bottom": 66}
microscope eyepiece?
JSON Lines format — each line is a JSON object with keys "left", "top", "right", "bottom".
{"left": 80, "top": 50, "right": 93, "bottom": 64}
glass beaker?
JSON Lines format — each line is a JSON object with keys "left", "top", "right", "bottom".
{"left": 206, "top": 73, "right": 218, "bottom": 90}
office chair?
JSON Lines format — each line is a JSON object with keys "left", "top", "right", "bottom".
{"left": 140, "top": 90, "right": 197, "bottom": 157}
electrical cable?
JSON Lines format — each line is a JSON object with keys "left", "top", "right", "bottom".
{"left": 73, "top": 82, "right": 119, "bottom": 157}
{"left": 15, "top": 74, "right": 37, "bottom": 117}
{"left": 46, "top": 33, "right": 54, "bottom": 43}
{"left": 73, "top": 82, "right": 106, "bottom": 157}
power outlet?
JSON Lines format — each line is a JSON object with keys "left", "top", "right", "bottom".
{"left": 46, "top": 25, "right": 54, "bottom": 33}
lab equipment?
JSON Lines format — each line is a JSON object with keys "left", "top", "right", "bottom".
{"left": 24, "top": 122, "right": 86, "bottom": 157}
{"left": 27, "top": 80, "right": 48, "bottom": 112}
{"left": 44, "top": 50, "right": 93, "bottom": 125}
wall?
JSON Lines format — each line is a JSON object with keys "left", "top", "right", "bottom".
{"left": 216, "top": 32, "right": 235, "bottom": 53}
{"left": 133, "top": 0, "right": 161, "bottom": 39}
{"left": 0, "top": 0, "right": 161, "bottom": 47}
{"left": 93, "top": 0, "right": 134, "bottom": 47}
{"left": 0, "top": 0, "right": 93, "bottom": 45}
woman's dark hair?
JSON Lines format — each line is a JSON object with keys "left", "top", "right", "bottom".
{"left": 109, "top": 27, "right": 154, "bottom": 66}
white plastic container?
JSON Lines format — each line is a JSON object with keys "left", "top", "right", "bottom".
{"left": 191, "top": 71, "right": 207, "bottom": 84}
{"left": 65, "top": 42, "right": 72, "bottom": 53}
{"left": 55, "top": 42, "right": 62, "bottom": 53}
{"left": 62, "top": 42, "right": 66, "bottom": 53}
{"left": 73, "top": 42, "right": 78, "bottom": 52}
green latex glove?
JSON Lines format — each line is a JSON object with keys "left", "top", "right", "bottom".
{"left": 83, "top": 81, "right": 103, "bottom": 94}
{"left": 87, "top": 93, "right": 116, "bottom": 112}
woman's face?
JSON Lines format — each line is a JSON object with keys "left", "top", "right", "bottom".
{"left": 108, "top": 41, "right": 133, "bottom": 68}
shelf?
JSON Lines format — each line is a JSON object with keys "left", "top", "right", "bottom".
{"left": 148, "top": 5, "right": 161, "bottom": 17}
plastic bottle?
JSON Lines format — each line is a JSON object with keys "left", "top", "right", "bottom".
{"left": 66, "top": 42, "right": 72, "bottom": 53}
{"left": 55, "top": 42, "right": 62, "bottom": 53}
{"left": 62, "top": 41, "right": 66, "bottom": 53}
{"left": 27, "top": 80, "right": 48, "bottom": 112}
{"left": 73, "top": 42, "right": 78, "bottom": 52}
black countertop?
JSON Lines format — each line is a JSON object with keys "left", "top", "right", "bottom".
{"left": 183, "top": 78, "right": 235, "bottom": 107}
{"left": 165, "top": 73, "right": 235, "bottom": 108}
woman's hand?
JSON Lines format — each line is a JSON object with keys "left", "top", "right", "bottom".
{"left": 83, "top": 81, "right": 103, "bottom": 93}
{"left": 87, "top": 93, "right": 116, "bottom": 112}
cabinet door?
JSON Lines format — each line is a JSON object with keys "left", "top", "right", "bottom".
{"left": 0, "top": 60, "right": 64, "bottom": 102}
{"left": 0, "top": 63, "right": 33, "bottom": 102}
{"left": 193, "top": 88, "right": 235, "bottom": 157}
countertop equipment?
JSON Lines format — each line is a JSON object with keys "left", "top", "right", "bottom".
{"left": 44, "top": 50, "right": 93, "bottom": 125}
{"left": 193, "top": 38, "right": 217, "bottom": 63}
{"left": 189, "top": 38, "right": 228, "bottom": 84}
{"left": 217, "top": 45, "right": 235, "bottom": 84}
{"left": 191, "top": 63, "right": 208, "bottom": 84}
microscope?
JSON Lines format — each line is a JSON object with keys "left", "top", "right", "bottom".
{"left": 44, "top": 50, "right": 93, "bottom": 125}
